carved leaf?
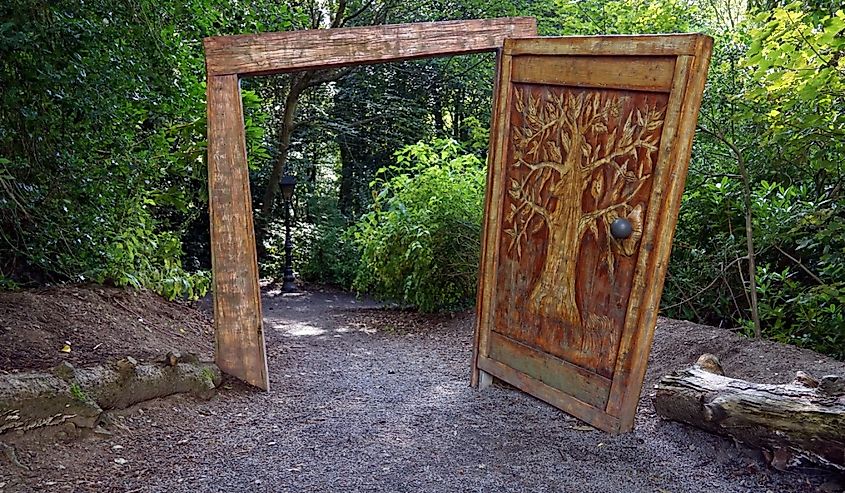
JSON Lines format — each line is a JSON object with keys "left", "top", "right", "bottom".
{"left": 591, "top": 173, "right": 604, "bottom": 201}
{"left": 620, "top": 204, "right": 644, "bottom": 256}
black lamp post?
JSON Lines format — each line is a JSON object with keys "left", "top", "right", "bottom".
{"left": 280, "top": 175, "right": 297, "bottom": 293}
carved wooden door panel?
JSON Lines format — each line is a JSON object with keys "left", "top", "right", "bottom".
{"left": 472, "top": 35, "right": 713, "bottom": 433}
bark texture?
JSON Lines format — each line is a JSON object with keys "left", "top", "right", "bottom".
{"left": 0, "top": 356, "right": 221, "bottom": 435}
{"left": 654, "top": 354, "right": 845, "bottom": 471}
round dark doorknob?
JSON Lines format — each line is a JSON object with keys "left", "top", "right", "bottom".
{"left": 610, "top": 218, "right": 633, "bottom": 239}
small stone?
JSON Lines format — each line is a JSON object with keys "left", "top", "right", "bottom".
{"left": 695, "top": 353, "right": 725, "bottom": 376}
{"left": 793, "top": 371, "right": 818, "bottom": 388}
{"left": 819, "top": 375, "right": 845, "bottom": 396}
{"left": 165, "top": 352, "right": 180, "bottom": 367}
{"left": 178, "top": 352, "right": 199, "bottom": 364}
{"left": 93, "top": 426, "right": 112, "bottom": 436}
{"left": 52, "top": 361, "right": 76, "bottom": 381}
{"left": 114, "top": 458, "right": 128, "bottom": 465}
{"left": 116, "top": 357, "right": 138, "bottom": 376}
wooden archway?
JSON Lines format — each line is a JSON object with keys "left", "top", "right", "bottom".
{"left": 203, "top": 18, "right": 538, "bottom": 389}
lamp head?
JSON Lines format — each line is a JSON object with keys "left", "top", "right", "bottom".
{"left": 280, "top": 175, "right": 297, "bottom": 201}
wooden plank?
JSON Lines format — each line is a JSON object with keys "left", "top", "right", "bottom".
{"left": 504, "top": 34, "right": 701, "bottom": 57}
{"left": 478, "top": 356, "right": 621, "bottom": 433}
{"left": 603, "top": 57, "right": 692, "bottom": 421}
{"left": 511, "top": 55, "right": 676, "bottom": 92}
{"left": 472, "top": 49, "right": 515, "bottom": 386}
{"left": 204, "top": 18, "right": 538, "bottom": 77}
{"left": 207, "top": 74, "right": 269, "bottom": 390}
{"left": 608, "top": 36, "right": 714, "bottom": 431}
{"left": 488, "top": 332, "right": 611, "bottom": 408}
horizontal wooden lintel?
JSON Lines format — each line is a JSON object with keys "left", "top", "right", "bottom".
{"left": 511, "top": 55, "right": 676, "bottom": 92}
{"left": 204, "top": 17, "right": 538, "bottom": 77}
{"left": 504, "top": 34, "right": 710, "bottom": 57}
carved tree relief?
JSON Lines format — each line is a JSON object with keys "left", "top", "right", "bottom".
{"left": 500, "top": 84, "right": 666, "bottom": 352}
{"left": 474, "top": 35, "right": 713, "bottom": 433}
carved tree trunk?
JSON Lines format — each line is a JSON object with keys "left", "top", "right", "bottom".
{"left": 654, "top": 354, "right": 845, "bottom": 471}
{"left": 529, "top": 141, "right": 583, "bottom": 326}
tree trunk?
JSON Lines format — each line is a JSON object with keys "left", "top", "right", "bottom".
{"left": 0, "top": 357, "right": 221, "bottom": 435}
{"left": 529, "top": 145, "right": 583, "bottom": 326}
{"left": 338, "top": 137, "right": 356, "bottom": 214}
{"left": 261, "top": 76, "right": 307, "bottom": 215}
{"left": 654, "top": 354, "right": 845, "bottom": 471}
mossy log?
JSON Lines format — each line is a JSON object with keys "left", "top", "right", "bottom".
{"left": 0, "top": 355, "right": 221, "bottom": 435}
{"left": 653, "top": 354, "right": 845, "bottom": 471}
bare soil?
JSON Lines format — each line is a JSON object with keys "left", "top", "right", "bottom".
{"left": 0, "top": 285, "right": 213, "bottom": 372}
{"left": 1, "top": 285, "right": 843, "bottom": 492}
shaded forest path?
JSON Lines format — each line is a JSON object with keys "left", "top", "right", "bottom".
{"left": 3, "top": 288, "right": 840, "bottom": 492}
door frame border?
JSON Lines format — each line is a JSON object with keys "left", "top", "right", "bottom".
{"left": 203, "top": 18, "right": 538, "bottom": 390}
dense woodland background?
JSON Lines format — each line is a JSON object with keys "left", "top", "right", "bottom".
{"left": 1, "top": 0, "right": 843, "bottom": 359}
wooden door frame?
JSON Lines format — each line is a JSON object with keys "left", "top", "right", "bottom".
{"left": 203, "top": 17, "right": 538, "bottom": 390}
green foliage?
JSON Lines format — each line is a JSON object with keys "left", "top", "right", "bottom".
{"left": 537, "top": 0, "right": 704, "bottom": 35}
{"left": 662, "top": 1, "right": 845, "bottom": 358}
{"left": 1, "top": 0, "right": 843, "bottom": 360}
{"left": 0, "top": 0, "right": 295, "bottom": 298}
{"left": 69, "top": 383, "right": 89, "bottom": 403}
{"left": 352, "top": 139, "right": 485, "bottom": 311}
{"left": 263, "top": 191, "right": 360, "bottom": 289}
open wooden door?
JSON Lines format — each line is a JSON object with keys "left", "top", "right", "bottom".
{"left": 472, "top": 35, "right": 713, "bottom": 433}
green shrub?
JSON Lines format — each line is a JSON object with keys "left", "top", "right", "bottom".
{"left": 351, "top": 139, "right": 485, "bottom": 311}
{"left": 665, "top": 177, "right": 845, "bottom": 359}
{"left": 263, "top": 208, "right": 360, "bottom": 290}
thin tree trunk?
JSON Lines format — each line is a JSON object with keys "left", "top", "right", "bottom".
{"left": 261, "top": 76, "right": 307, "bottom": 215}
{"left": 734, "top": 145, "right": 762, "bottom": 339}
{"left": 654, "top": 354, "right": 845, "bottom": 471}
{"left": 338, "top": 138, "right": 356, "bottom": 214}
{"left": 700, "top": 127, "right": 762, "bottom": 339}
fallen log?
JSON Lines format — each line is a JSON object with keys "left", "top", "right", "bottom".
{"left": 653, "top": 354, "right": 845, "bottom": 471}
{"left": 0, "top": 355, "right": 221, "bottom": 436}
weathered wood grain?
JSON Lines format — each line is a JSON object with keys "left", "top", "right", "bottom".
{"left": 206, "top": 18, "right": 539, "bottom": 390}
{"left": 473, "top": 34, "right": 713, "bottom": 433}
{"left": 654, "top": 355, "right": 845, "bottom": 471}
{"left": 504, "top": 34, "right": 701, "bottom": 57}
{"left": 204, "top": 18, "right": 538, "bottom": 77}
{"left": 608, "top": 36, "right": 714, "bottom": 431}
{"left": 207, "top": 74, "right": 269, "bottom": 390}
{"left": 478, "top": 356, "right": 621, "bottom": 433}
{"left": 488, "top": 332, "right": 611, "bottom": 408}
{"left": 471, "top": 48, "right": 515, "bottom": 387}
{"left": 511, "top": 56, "right": 676, "bottom": 92}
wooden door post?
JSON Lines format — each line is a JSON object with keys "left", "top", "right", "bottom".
{"left": 207, "top": 74, "right": 269, "bottom": 390}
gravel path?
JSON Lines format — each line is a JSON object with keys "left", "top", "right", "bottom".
{"left": 1, "top": 289, "right": 839, "bottom": 492}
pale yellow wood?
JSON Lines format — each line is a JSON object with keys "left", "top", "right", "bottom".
{"left": 511, "top": 55, "right": 676, "bottom": 92}
{"left": 204, "top": 18, "right": 538, "bottom": 76}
